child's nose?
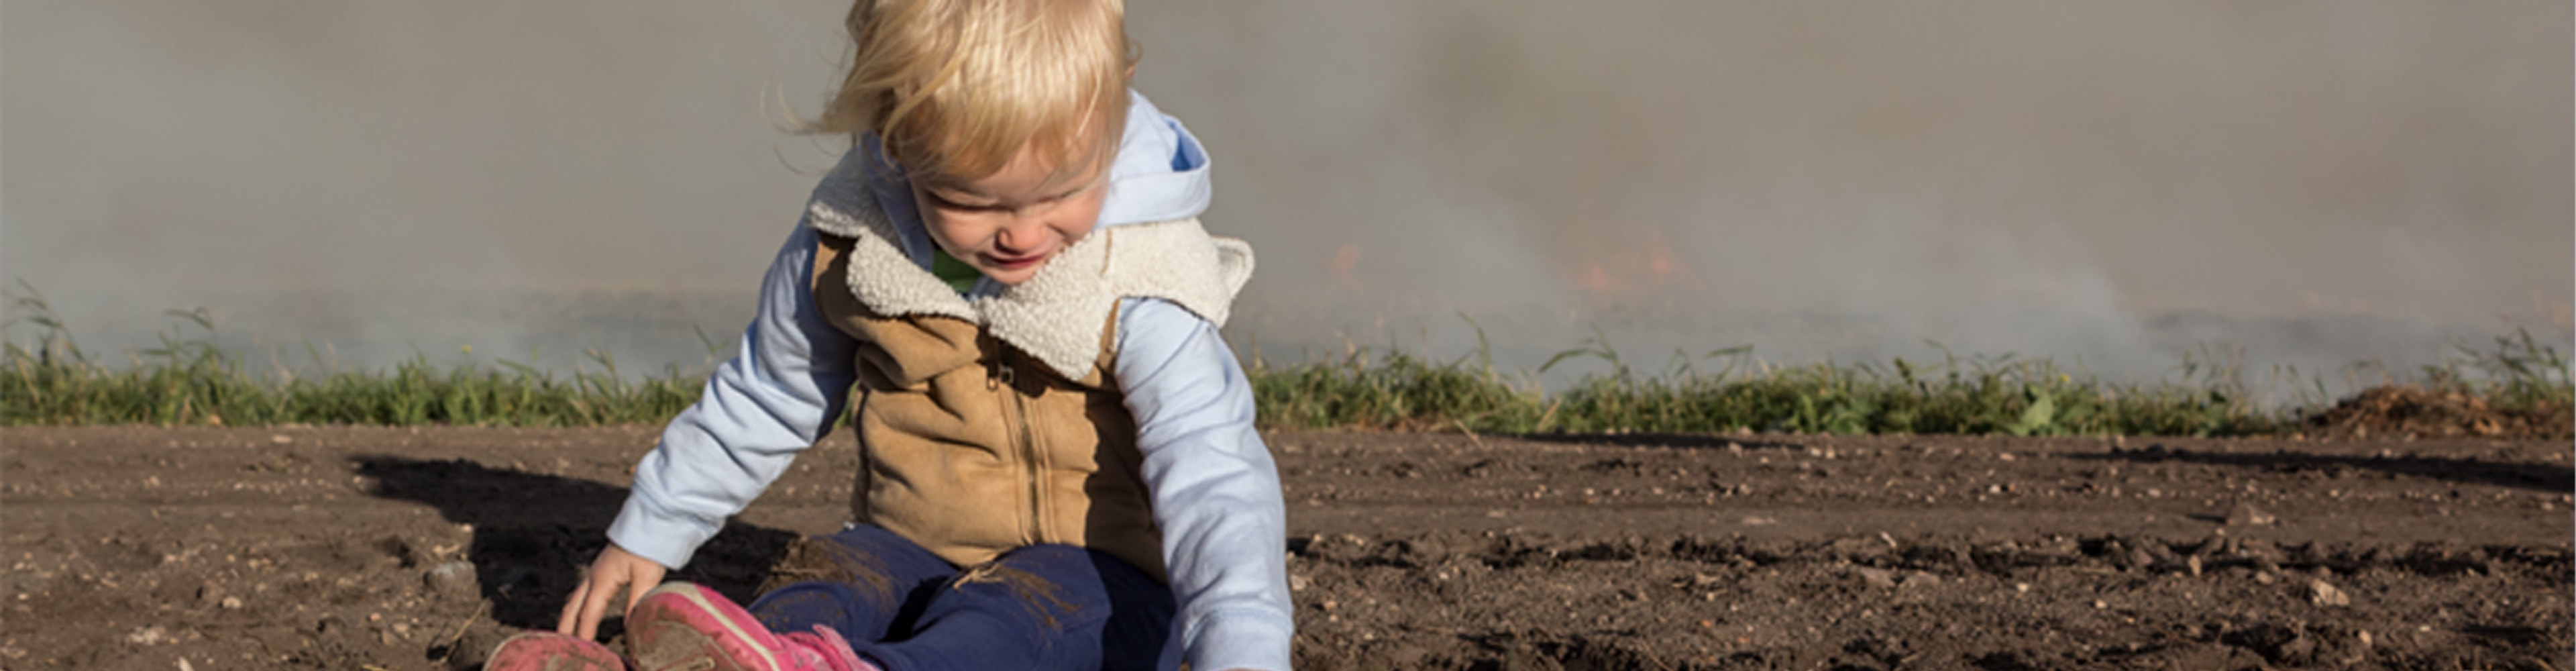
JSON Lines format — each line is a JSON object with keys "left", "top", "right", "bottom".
{"left": 996, "top": 212, "right": 1051, "bottom": 252}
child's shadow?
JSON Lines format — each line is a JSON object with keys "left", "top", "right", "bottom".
{"left": 350, "top": 455, "right": 799, "bottom": 631}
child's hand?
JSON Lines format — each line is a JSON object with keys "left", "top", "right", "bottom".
{"left": 555, "top": 543, "right": 668, "bottom": 640}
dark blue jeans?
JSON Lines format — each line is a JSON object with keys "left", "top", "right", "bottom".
{"left": 747, "top": 525, "right": 1175, "bottom": 671}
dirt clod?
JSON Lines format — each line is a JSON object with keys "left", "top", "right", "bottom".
{"left": 2227, "top": 501, "right": 2279, "bottom": 526}
{"left": 2309, "top": 579, "right": 2351, "bottom": 607}
{"left": 123, "top": 626, "right": 169, "bottom": 646}
{"left": 1854, "top": 566, "right": 1898, "bottom": 588}
{"left": 425, "top": 561, "right": 479, "bottom": 599}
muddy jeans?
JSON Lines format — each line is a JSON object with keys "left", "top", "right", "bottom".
{"left": 747, "top": 524, "right": 1175, "bottom": 671}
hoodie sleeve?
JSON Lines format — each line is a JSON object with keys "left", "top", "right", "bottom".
{"left": 606, "top": 222, "right": 859, "bottom": 569}
{"left": 1113, "top": 297, "right": 1295, "bottom": 671}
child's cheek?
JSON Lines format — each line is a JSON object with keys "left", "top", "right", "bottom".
{"left": 1063, "top": 191, "right": 1110, "bottom": 239}
{"left": 925, "top": 210, "right": 989, "bottom": 254}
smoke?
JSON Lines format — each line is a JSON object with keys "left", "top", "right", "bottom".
{"left": 5, "top": 1, "right": 2569, "bottom": 391}
{"left": 3, "top": 0, "right": 852, "bottom": 369}
{"left": 1130, "top": 1, "right": 2573, "bottom": 385}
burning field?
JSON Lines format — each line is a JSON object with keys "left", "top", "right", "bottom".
{"left": 3, "top": 425, "right": 2567, "bottom": 670}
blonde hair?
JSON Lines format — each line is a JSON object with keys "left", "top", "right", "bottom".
{"left": 815, "top": 0, "right": 1136, "bottom": 188}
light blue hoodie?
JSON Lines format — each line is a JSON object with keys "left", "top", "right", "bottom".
{"left": 605, "top": 91, "right": 1293, "bottom": 671}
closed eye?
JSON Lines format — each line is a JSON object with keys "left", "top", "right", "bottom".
{"left": 1040, "top": 182, "right": 1097, "bottom": 204}
{"left": 924, "top": 191, "right": 1002, "bottom": 212}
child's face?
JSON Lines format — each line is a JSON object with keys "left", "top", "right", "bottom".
{"left": 910, "top": 142, "right": 1111, "bottom": 287}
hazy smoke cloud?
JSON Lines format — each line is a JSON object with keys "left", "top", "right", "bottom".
{"left": 5, "top": 1, "right": 2568, "bottom": 392}
{"left": 1130, "top": 1, "right": 2572, "bottom": 385}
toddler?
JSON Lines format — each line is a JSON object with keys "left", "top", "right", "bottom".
{"left": 486, "top": 1, "right": 1290, "bottom": 670}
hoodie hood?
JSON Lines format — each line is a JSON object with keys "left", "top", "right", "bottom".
{"left": 1095, "top": 91, "right": 1213, "bottom": 227}
{"left": 813, "top": 89, "right": 1213, "bottom": 273}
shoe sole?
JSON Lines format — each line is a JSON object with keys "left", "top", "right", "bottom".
{"left": 484, "top": 631, "right": 627, "bottom": 671}
{"left": 626, "top": 584, "right": 785, "bottom": 671}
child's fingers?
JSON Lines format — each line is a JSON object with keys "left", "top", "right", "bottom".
{"left": 573, "top": 574, "right": 622, "bottom": 639}
{"left": 623, "top": 566, "right": 661, "bottom": 616}
{"left": 555, "top": 580, "right": 592, "bottom": 635}
{"left": 549, "top": 545, "right": 663, "bottom": 640}
{"left": 609, "top": 551, "right": 669, "bottom": 615}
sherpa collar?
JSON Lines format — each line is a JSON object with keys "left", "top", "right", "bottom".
{"left": 802, "top": 158, "right": 1252, "bottom": 380}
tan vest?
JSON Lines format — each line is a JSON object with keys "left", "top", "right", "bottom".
{"left": 803, "top": 192, "right": 1252, "bottom": 582}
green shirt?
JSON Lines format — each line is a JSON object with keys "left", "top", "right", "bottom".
{"left": 931, "top": 248, "right": 981, "bottom": 295}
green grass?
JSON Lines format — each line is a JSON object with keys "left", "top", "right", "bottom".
{"left": 2428, "top": 328, "right": 2573, "bottom": 413}
{"left": 3, "top": 287, "right": 702, "bottom": 427}
{"left": 6, "top": 287, "right": 2569, "bottom": 436}
{"left": 1246, "top": 323, "right": 2571, "bottom": 438}
{"left": 1249, "top": 329, "right": 2288, "bottom": 437}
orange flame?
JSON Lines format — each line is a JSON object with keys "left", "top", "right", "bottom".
{"left": 1566, "top": 234, "right": 1697, "bottom": 297}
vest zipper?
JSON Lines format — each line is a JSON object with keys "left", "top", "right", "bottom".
{"left": 995, "top": 358, "right": 1049, "bottom": 546}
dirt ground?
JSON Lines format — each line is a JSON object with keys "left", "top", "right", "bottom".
{"left": 3, "top": 425, "right": 2568, "bottom": 670}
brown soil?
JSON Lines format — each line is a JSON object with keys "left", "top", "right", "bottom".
{"left": 2306, "top": 384, "right": 2575, "bottom": 442}
{"left": 3, "top": 426, "right": 2569, "bottom": 670}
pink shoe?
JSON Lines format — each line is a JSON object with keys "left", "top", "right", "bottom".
{"left": 779, "top": 625, "right": 877, "bottom": 671}
{"left": 484, "top": 631, "right": 628, "bottom": 671}
{"left": 624, "top": 582, "right": 876, "bottom": 671}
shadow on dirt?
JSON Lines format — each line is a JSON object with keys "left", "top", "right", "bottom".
{"left": 2070, "top": 444, "right": 2575, "bottom": 493}
{"left": 350, "top": 456, "right": 799, "bottom": 631}
{"left": 1513, "top": 431, "right": 1809, "bottom": 452}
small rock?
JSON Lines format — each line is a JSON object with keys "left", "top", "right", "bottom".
{"left": 1900, "top": 572, "right": 1940, "bottom": 588}
{"left": 1287, "top": 574, "right": 1309, "bottom": 591}
{"left": 2186, "top": 555, "right": 2204, "bottom": 576}
{"left": 2308, "top": 579, "right": 2351, "bottom": 607}
{"left": 127, "top": 626, "right": 170, "bottom": 645}
{"left": 425, "top": 561, "right": 479, "bottom": 598}
{"left": 2225, "top": 503, "right": 2277, "bottom": 526}
{"left": 269, "top": 434, "right": 292, "bottom": 445}
{"left": 220, "top": 597, "right": 242, "bottom": 609}
{"left": 1856, "top": 567, "right": 1898, "bottom": 588}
